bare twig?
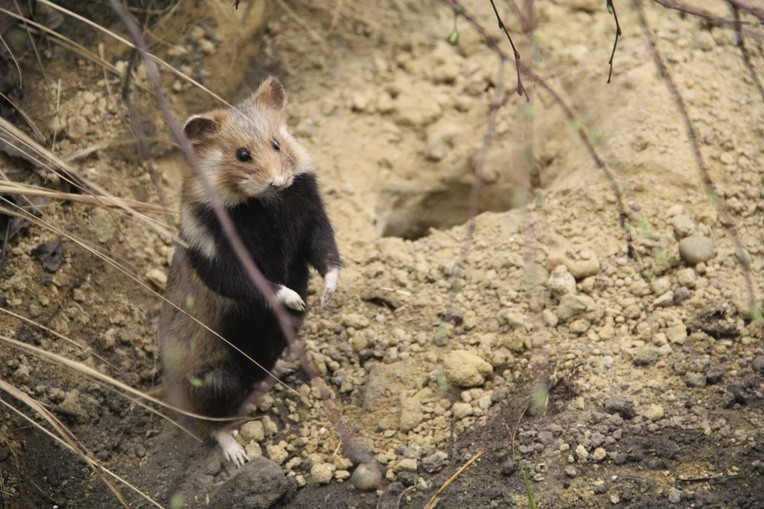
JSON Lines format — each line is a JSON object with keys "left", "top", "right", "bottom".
{"left": 488, "top": 0, "right": 528, "bottom": 99}
{"left": 729, "top": 1, "right": 764, "bottom": 102}
{"left": 651, "top": 0, "right": 761, "bottom": 28}
{"left": 606, "top": 0, "right": 622, "bottom": 83}
{"left": 726, "top": 0, "right": 764, "bottom": 22}
{"left": 633, "top": 0, "right": 759, "bottom": 317}
{"left": 107, "top": 0, "right": 376, "bottom": 467}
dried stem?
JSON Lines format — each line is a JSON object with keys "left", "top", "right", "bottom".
{"left": 423, "top": 450, "right": 483, "bottom": 509}
{"left": 462, "top": 58, "right": 506, "bottom": 264}
{"left": 607, "top": 0, "right": 622, "bottom": 83}
{"left": 108, "top": 0, "right": 375, "bottom": 467}
{"left": 633, "top": 0, "right": 759, "bottom": 317}
{"left": 729, "top": 1, "right": 764, "bottom": 102}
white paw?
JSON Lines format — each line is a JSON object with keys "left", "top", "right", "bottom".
{"left": 320, "top": 267, "right": 340, "bottom": 308}
{"left": 276, "top": 285, "right": 306, "bottom": 311}
{"left": 214, "top": 430, "right": 249, "bottom": 467}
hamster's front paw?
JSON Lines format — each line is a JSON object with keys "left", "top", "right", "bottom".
{"left": 276, "top": 285, "right": 306, "bottom": 311}
{"left": 214, "top": 430, "right": 249, "bottom": 467}
{"left": 320, "top": 267, "right": 340, "bottom": 307}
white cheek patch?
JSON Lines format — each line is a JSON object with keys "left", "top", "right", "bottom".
{"left": 180, "top": 204, "right": 217, "bottom": 259}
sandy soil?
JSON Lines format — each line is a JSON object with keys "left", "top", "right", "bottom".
{"left": 0, "top": 0, "right": 762, "bottom": 508}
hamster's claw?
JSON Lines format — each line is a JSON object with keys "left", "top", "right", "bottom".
{"left": 276, "top": 285, "right": 306, "bottom": 312}
{"left": 320, "top": 267, "right": 340, "bottom": 308}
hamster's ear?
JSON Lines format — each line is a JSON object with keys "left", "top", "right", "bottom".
{"left": 251, "top": 76, "right": 286, "bottom": 111}
{"left": 183, "top": 114, "right": 221, "bottom": 143}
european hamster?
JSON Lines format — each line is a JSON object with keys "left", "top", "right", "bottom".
{"left": 157, "top": 76, "right": 340, "bottom": 465}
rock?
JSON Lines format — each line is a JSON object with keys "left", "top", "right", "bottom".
{"left": 240, "top": 420, "right": 265, "bottom": 442}
{"left": 500, "top": 459, "right": 517, "bottom": 477}
{"left": 342, "top": 313, "right": 370, "bottom": 329}
{"left": 575, "top": 444, "right": 589, "bottom": 461}
{"left": 678, "top": 235, "right": 714, "bottom": 265}
{"left": 261, "top": 415, "right": 278, "bottom": 436}
{"left": 604, "top": 397, "right": 634, "bottom": 419}
{"left": 67, "top": 115, "right": 88, "bottom": 141}
{"left": 58, "top": 390, "right": 89, "bottom": 423}
{"left": 666, "top": 324, "right": 687, "bottom": 345}
{"left": 542, "top": 309, "right": 559, "bottom": 327}
{"left": 146, "top": 268, "right": 167, "bottom": 290}
{"left": 668, "top": 488, "right": 683, "bottom": 504}
{"left": 209, "top": 456, "right": 288, "bottom": 509}
{"left": 351, "top": 464, "right": 382, "bottom": 491}
{"left": 654, "top": 291, "right": 675, "bottom": 307}
{"left": 452, "top": 401, "right": 473, "bottom": 419}
{"left": 443, "top": 350, "right": 492, "bottom": 387}
{"left": 395, "top": 458, "right": 418, "bottom": 472}
{"left": 565, "top": 466, "right": 578, "bottom": 477}
{"left": 265, "top": 442, "right": 288, "bottom": 465}
{"left": 676, "top": 268, "right": 697, "bottom": 288}
{"left": 311, "top": 463, "right": 336, "bottom": 484}
{"left": 752, "top": 356, "right": 764, "bottom": 374}
{"left": 399, "top": 396, "right": 423, "bottom": 432}
{"left": 633, "top": 346, "right": 659, "bottom": 366}
{"left": 640, "top": 404, "right": 664, "bottom": 421}
{"left": 569, "top": 318, "right": 590, "bottom": 334}
{"left": 12, "top": 364, "right": 30, "bottom": 384}
{"left": 547, "top": 265, "right": 577, "bottom": 296}
{"left": 670, "top": 214, "right": 695, "bottom": 238}
{"left": 705, "top": 365, "right": 724, "bottom": 385}
{"left": 547, "top": 251, "right": 601, "bottom": 280}
{"left": 592, "top": 447, "right": 607, "bottom": 461}
{"left": 91, "top": 209, "right": 115, "bottom": 243}
{"left": 684, "top": 372, "right": 707, "bottom": 388}
{"left": 422, "top": 451, "right": 448, "bottom": 473}
{"left": 556, "top": 294, "right": 591, "bottom": 322}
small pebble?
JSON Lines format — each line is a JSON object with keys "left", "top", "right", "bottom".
{"left": 350, "top": 464, "right": 382, "bottom": 491}
{"left": 311, "top": 463, "right": 336, "bottom": 484}
{"left": 678, "top": 235, "right": 714, "bottom": 265}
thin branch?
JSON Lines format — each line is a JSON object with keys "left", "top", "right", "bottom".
{"left": 607, "top": 0, "right": 622, "bottom": 83}
{"left": 729, "top": 1, "right": 764, "bottom": 102}
{"left": 651, "top": 0, "right": 761, "bottom": 28}
{"left": 633, "top": 0, "right": 759, "bottom": 317}
{"left": 726, "top": 0, "right": 764, "bottom": 22}
{"left": 488, "top": 0, "right": 528, "bottom": 99}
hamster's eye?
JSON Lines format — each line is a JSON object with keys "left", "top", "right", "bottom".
{"left": 235, "top": 148, "right": 252, "bottom": 162}
{"left": 271, "top": 139, "right": 281, "bottom": 151}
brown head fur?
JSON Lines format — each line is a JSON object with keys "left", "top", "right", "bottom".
{"left": 181, "top": 76, "right": 312, "bottom": 207}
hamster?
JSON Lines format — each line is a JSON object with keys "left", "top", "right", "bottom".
{"left": 157, "top": 76, "right": 340, "bottom": 465}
